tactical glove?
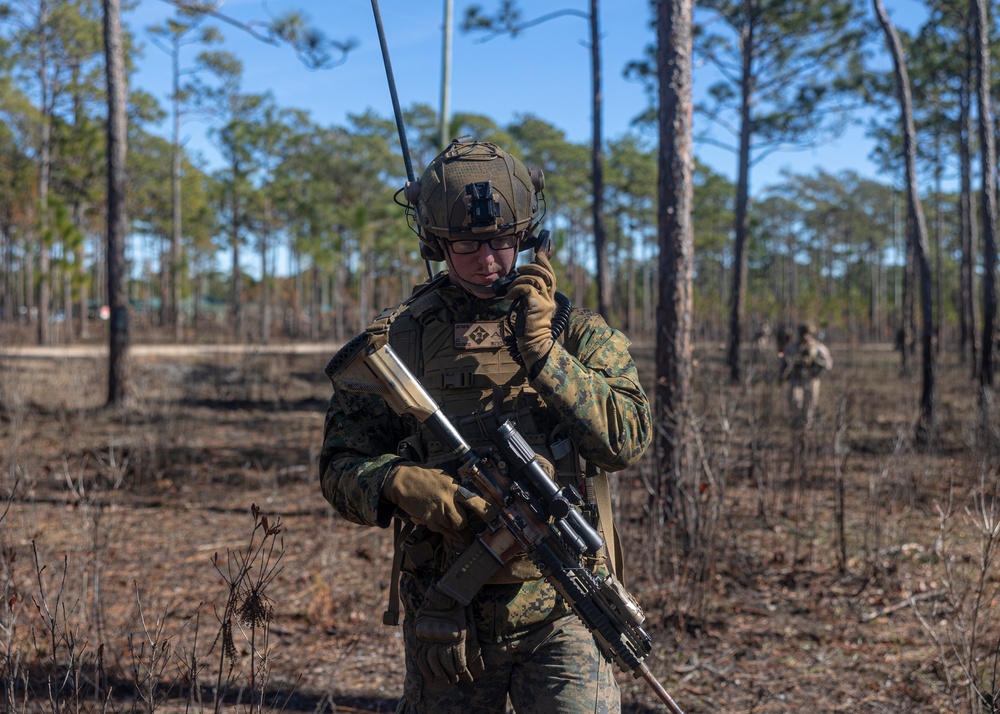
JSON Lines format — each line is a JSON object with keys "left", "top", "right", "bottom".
{"left": 413, "top": 584, "right": 484, "bottom": 685}
{"left": 505, "top": 251, "right": 558, "bottom": 375}
{"left": 383, "top": 464, "right": 491, "bottom": 541}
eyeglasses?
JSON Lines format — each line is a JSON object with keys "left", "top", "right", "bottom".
{"left": 444, "top": 234, "right": 519, "bottom": 255}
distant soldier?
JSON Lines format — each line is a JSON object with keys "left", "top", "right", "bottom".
{"left": 753, "top": 322, "right": 772, "bottom": 351}
{"left": 751, "top": 322, "right": 771, "bottom": 369}
{"left": 780, "top": 323, "right": 833, "bottom": 431}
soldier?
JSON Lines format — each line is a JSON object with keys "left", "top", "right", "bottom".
{"left": 780, "top": 322, "right": 833, "bottom": 431}
{"left": 318, "top": 138, "right": 651, "bottom": 714}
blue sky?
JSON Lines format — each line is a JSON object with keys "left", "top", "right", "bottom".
{"left": 126, "top": 0, "right": 926, "bottom": 193}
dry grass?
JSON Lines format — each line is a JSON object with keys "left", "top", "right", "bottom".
{"left": 0, "top": 337, "right": 998, "bottom": 713}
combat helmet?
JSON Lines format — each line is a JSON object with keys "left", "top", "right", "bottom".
{"left": 403, "top": 137, "right": 545, "bottom": 261}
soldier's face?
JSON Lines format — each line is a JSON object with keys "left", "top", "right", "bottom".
{"left": 443, "top": 239, "right": 518, "bottom": 298}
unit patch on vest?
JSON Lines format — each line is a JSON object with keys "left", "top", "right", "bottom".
{"left": 455, "top": 321, "right": 505, "bottom": 349}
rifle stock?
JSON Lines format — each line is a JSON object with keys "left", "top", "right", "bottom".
{"left": 327, "top": 332, "right": 685, "bottom": 714}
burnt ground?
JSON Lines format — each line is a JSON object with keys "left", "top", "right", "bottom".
{"left": 0, "top": 335, "right": 998, "bottom": 713}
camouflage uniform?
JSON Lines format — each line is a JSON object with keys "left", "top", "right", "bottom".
{"left": 781, "top": 332, "right": 833, "bottom": 430}
{"left": 319, "top": 278, "right": 651, "bottom": 714}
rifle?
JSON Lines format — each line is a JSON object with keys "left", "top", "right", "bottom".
{"left": 326, "top": 331, "right": 685, "bottom": 714}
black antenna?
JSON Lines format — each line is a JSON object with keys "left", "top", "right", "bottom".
{"left": 370, "top": 1, "right": 434, "bottom": 278}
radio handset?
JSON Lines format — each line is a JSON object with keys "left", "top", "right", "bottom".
{"left": 492, "top": 230, "right": 551, "bottom": 298}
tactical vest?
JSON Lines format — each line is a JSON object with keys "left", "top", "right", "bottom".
{"left": 369, "top": 275, "right": 581, "bottom": 489}
{"left": 368, "top": 275, "right": 625, "bottom": 625}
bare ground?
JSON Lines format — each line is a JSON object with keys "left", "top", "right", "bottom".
{"left": 0, "top": 335, "right": 997, "bottom": 713}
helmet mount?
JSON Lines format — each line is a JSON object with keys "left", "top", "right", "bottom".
{"left": 466, "top": 181, "right": 502, "bottom": 231}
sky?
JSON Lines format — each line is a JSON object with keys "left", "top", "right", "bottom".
{"left": 124, "top": 0, "right": 928, "bottom": 195}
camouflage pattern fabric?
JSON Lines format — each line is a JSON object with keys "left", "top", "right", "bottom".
{"left": 396, "top": 613, "right": 621, "bottom": 714}
{"left": 318, "top": 279, "right": 650, "bottom": 711}
{"left": 399, "top": 564, "right": 571, "bottom": 644}
{"left": 319, "top": 284, "right": 650, "bottom": 527}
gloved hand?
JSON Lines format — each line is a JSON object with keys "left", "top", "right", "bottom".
{"left": 505, "top": 251, "right": 558, "bottom": 374}
{"left": 414, "top": 584, "right": 484, "bottom": 685}
{"left": 382, "top": 464, "right": 491, "bottom": 540}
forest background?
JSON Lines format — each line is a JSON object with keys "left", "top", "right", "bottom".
{"left": 3, "top": 0, "right": 1000, "bottom": 712}
{"left": 0, "top": 0, "right": 947, "bottom": 353}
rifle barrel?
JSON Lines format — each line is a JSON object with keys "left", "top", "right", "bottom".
{"left": 637, "top": 663, "right": 686, "bottom": 714}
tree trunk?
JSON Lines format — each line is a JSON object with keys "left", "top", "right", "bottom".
{"left": 2, "top": 221, "right": 12, "bottom": 322}
{"left": 260, "top": 201, "right": 272, "bottom": 344}
{"left": 335, "top": 256, "right": 346, "bottom": 342}
{"left": 193, "top": 273, "right": 203, "bottom": 333}
{"left": 104, "top": 0, "right": 131, "bottom": 407}
{"left": 973, "top": 0, "right": 997, "bottom": 402}
{"left": 76, "top": 244, "right": 89, "bottom": 341}
{"left": 37, "top": 0, "right": 51, "bottom": 346}
{"left": 293, "top": 248, "right": 304, "bottom": 339}
{"left": 960, "top": 14, "right": 978, "bottom": 372}
{"left": 310, "top": 262, "right": 321, "bottom": 342}
{"left": 230, "top": 171, "right": 243, "bottom": 340}
{"left": 589, "top": 0, "right": 611, "bottom": 322}
{"left": 873, "top": 0, "right": 936, "bottom": 439}
{"left": 655, "top": 0, "right": 695, "bottom": 521}
{"left": 726, "top": 0, "right": 754, "bottom": 383}
{"left": 900, "top": 227, "right": 914, "bottom": 373}
{"left": 627, "top": 254, "right": 636, "bottom": 336}
{"left": 171, "top": 36, "right": 184, "bottom": 342}
{"left": 868, "top": 254, "right": 877, "bottom": 341}
{"left": 933, "top": 135, "right": 943, "bottom": 357}
{"left": 643, "top": 258, "right": 653, "bottom": 341}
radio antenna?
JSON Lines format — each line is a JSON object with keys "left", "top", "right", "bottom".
{"left": 369, "top": 1, "right": 434, "bottom": 278}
